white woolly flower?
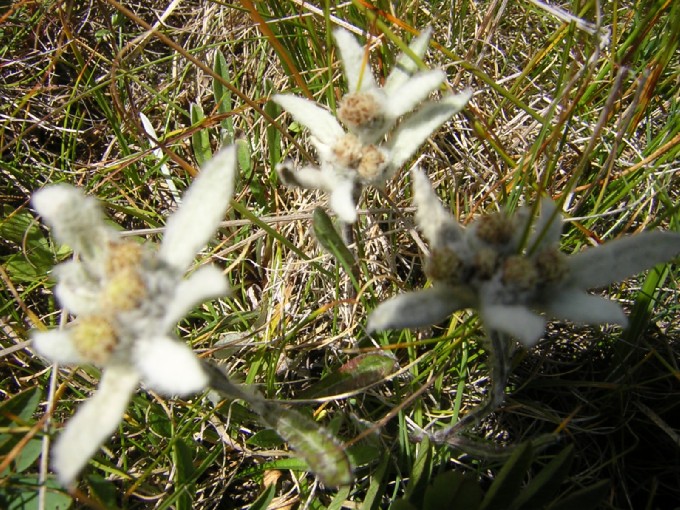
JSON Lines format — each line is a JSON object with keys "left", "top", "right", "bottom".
{"left": 368, "top": 167, "right": 680, "bottom": 346}
{"left": 31, "top": 146, "right": 238, "bottom": 487}
{"left": 274, "top": 28, "right": 471, "bottom": 223}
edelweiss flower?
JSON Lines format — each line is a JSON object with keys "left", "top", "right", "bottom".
{"left": 31, "top": 146, "right": 237, "bottom": 486}
{"left": 274, "top": 28, "right": 471, "bottom": 223}
{"left": 368, "top": 168, "right": 680, "bottom": 345}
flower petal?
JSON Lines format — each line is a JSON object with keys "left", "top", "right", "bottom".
{"left": 367, "top": 286, "right": 470, "bottom": 332}
{"left": 539, "top": 288, "right": 628, "bottom": 326}
{"left": 329, "top": 178, "right": 359, "bottom": 223}
{"left": 411, "top": 167, "right": 463, "bottom": 247}
{"left": 134, "top": 336, "right": 208, "bottom": 396}
{"left": 159, "top": 145, "right": 237, "bottom": 272}
{"left": 567, "top": 231, "right": 680, "bottom": 289}
{"left": 387, "top": 91, "right": 472, "bottom": 171}
{"left": 386, "top": 70, "right": 446, "bottom": 119}
{"left": 162, "top": 265, "right": 230, "bottom": 330}
{"left": 273, "top": 94, "right": 345, "bottom": 146}
{"left": 53, "top": 261, "right": 101, "bottom": 315}
{"left": 32, "top": 185, "right": 114, "bottom": 259}
{"left": 52, "top": 364, "right": 139, "bottom": 486}
{"left": 480, "top": 304, "right": 547, "bottom": 346}
{"left": 384, "top": 27, "right": 433, "bottom": 92}
{"left": 277, "top": 162, "right": 335, "bottom": 191}
{"left": 526, "top": 198, "right": 563, "bottom": 252}
{"left": 333, "top": 28, "right": 378, "bottom": 93}
{"left": 32, "top": 329, "right": 84, "bottom": 365}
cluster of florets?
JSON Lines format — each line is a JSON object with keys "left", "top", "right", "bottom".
{"left": 368, "top": 167, "right": 680, "bottom": 347}
{"left": 68, "top": 240, "right": 148, "bottom": 364}
{"left": 30, "top": 147, "right": 237, "bottom": 486}
{"left": 425, "top": 210, "right": 570, "bottom": 307}
{"left": 274, "top": 28, "right": 471, "bottom": 223}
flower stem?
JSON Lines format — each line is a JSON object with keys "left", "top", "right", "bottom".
{"left": 429, "top": 331, "right": 511, "bottom": 445}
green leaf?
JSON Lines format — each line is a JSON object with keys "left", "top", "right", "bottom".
{"left": 511, "top": 445, "right": 574, "bottom": 510}
{"left": 85, "top": 474, "right": 120, "bottom": 509}
{"left": 246, "top": 428, "right": 285, "bottom": 448}
{"left": 300, "top": 353, "right": 395, "bottom": 398}
{"left": 313, "top": 207, "right": 357, "bottom": 280}
{"left": 12, "top": 438, "right": 42, "bottom": 474}
{"left": 389, "top": 501, "right": 419, "bottom": 510}
{"left": 236, "top": 137, "right": 266, "bottom": 207}
{"left": 347, "top": 444, "right": 382, "bottom": 468}
{"left": 190, "top": 103, "right": 211, "bottom": 167}
{"left": 452, "top": 476, "right": 483, "bottom": 509}
{"left": 360, "top": 454, "right": 390, "bottom": 510}
{"left": 624, "top": 264, "right": 670, "bottom": 344}
{"left": 264, "top": 79, "right": 281, "bottom": 169}
{"left": 0, "top": 206, "right": 63, "bottom": 283}
{"left": 1, "top": 206, "right": 44, "bottom": 246}
{"left": 0, "top": 387, "right": 43, "bottom": 476}
{"left": 423, "top": 471, "right": 467, "bottom": 510}
{"left": 173, "top": 438, "right": 194, "bottom": 510}
{"left": 4, "top": 476, "right": 72, "bottom": 510}
{"left": 212, "top": 51, "right": 233, "bottom": 140}
{"left": 147, "top": 409, "right": 173, "bottom": 438}
{"left": 328, "top": 485, "right": 352, "bottom": 510}
{"left": 258, "top": 403, "right": 353, "bottom": 486}
{"left": 236, "top": 138, "right": 252, "bottom": 175}
{"left": 404, "top": 435, "right": 432, "bottom": 507}
{"left": 248, "top": 482, "right": 276, "bottom": 510}
{"left": 0, "top": 387, "right": 42, "bottom": 428}
{"left": 481, "top": 441, "right": 533, "bottom": 510}
{"left": 548, "top": 479, "right": 610, "bottom": 510}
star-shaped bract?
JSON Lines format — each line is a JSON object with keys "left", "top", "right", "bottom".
{"left": 368, "top": 167, "right": 680, "bottom": 346}
{"left": 274, "top": 28, "right": 471, "bottom": 223}
{"left": 31, "top": 146, "right": 238, "bottom": 486}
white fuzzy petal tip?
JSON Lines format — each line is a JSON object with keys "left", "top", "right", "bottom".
{"left": 543, "top": 289, "right": 628, "bottom": 326}
{"left": 367, "top": 286, "right": 466, "bottom": 333}
{"left": 388, "top": 90, "right": 472, "bottom": 171}
{"left": 52, "top": 261, "right": 101, "bottom": 315}
{"left": 384, "top": 27, "right": 434, "bottom": 91}
{"left": 159, "top": 145, "right": 237, "bottom": 271}
{"left": 32, "top": 329, "right": 84, "bottom": 365}
{"left": 31, "top": 184, "right": 112, "bottom": 254}
{"left": 568, "top": 231, "right": 680, "bottom": 289}
{"left": 53, "top": 365, "right": 139, "bottom": 486}
{"left": 481, "top": 304, "right": 547, "bottom": 346}
{"left": 272, "top": 94, "right": 345, "bottom": 146}
{"left": 162, "top": 265, "right": 230, "bottom": 330}
{"left": 135, "top": 336, "right": 209, "bottom": 396}
{"left": 277, "top": 162, "right": 333, "bottom": 191}
{"left": 329, "top": 179, "right": 358, "bottom": 223}
{"left": 387, "top": 70, "right": 446, "bottom": 119}
{"left": 411, "top": 167, "right": 462, "bottom": 247}
{"left": 333, "top": 28, "right": 378, "bottom": 93}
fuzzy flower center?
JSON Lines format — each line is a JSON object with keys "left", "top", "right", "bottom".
{"left": 332, "top": 134, "right": 388, "bottom": 182}
{"left": 71, "top": 315, "right": 119, "bottom": 364}
{"left": 99, "top": 241, "right": 148, "bottom": 311}
{"left": 337, "top": 92, "right": 384, "bottom": 131}
{"left": 333, "top": 134, "right": 364, "bottom": 168}
{"left": 502, "top": 255, "right": 539, "bottom": 291}
{"left": 357, "top": 145, "right": 387, "bottom": 182}
{"left": 426, "top": 248, "right": 465, "bottom": 285}
{"left": 475, "top": 212, "right": 516, "bottom": 246}
{"left": 534, "top": 247, "right": 570, "bottom": 284}
{"left": 70, "top": 240, "right": 151, "bottom": 364}
{"left": 99, "top": 268, "right": 147, "bottom": 311}
{"left": 426, "top": 213, "right": 571, "bottom": 306}
{"left": 106, "top": 241, "right": 144, "bottom": 273}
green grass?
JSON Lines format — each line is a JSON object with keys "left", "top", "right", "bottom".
{"left": 1, "top": 0, "right": 679, "bottom": 509}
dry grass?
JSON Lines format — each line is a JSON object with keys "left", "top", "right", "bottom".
{"left": 1, "top": 1, "right": 679, "bottom": 509}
